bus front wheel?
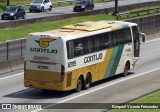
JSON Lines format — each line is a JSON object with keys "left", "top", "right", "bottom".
{"left": 123, "top": 63, "right": 129, "bottom": 76}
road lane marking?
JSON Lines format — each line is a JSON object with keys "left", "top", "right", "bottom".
{"left": 146, "top": 38, "right": 160, "bottom": 43}
{"left": 32, "top": 67, "right": 160, "bottom": 112}
{"left": 0, "top": 72, "right": 23, "bottom": 80}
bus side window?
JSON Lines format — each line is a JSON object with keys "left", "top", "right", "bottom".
{"left": 67, "top": 41, "right": 75, "bottom": 59}
{"left": 124, "top": 28, "right": 132, "bottom": 43}
{"left": 108, "top": 32, "right": 112, "bottom": 47}
{"left": 99, "top": 33, "right": 109, "bottom": 49}
{"left": 74, "top": 40, "right": 83, "bottom": 57}
{"left": 94, "top": 35, "right": 100, "bottom": 51}
{"left": 82, "top": 39, "right": 89, "bottom": 54}
{"left": 87, "top": 37, "right": 95, "bottom": 52}
{"left": 119, "top": 29, "right": 124, "bottom": 44}
{"left": 114, "top": 31, "right": 119, "bottom": 45}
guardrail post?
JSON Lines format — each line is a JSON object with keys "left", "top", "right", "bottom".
{"left": 21, "top": 39, "right": 22, "bottom": 57}
{"left": 7, "top": 0, "right": 10, "bottom": 6}
{"left": 140, "top": 18, "right": 143, "bottom": 31}
{"left": 149, "top": 16, "right": 151, "bottom": 29}
{"left": 105, "top": 8, "right": 108, "bottom": 15}
{"left": 7, "top": 42, "right": 9, "bottom": 60}
{"left": 156, "top": 15, "right": 158, "bottom": 28}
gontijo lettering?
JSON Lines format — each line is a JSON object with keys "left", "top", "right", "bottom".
{"left": 30, "top": 48, "right": 57, "bottom": 54}
{"left": 84, "top": 53, "right": 103, "bottom": 63}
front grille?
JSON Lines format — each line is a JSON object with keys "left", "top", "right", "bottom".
{"left": 31, "top": 6, "right": 37, "bottom": 9}
{"left": 3, "top": 14, "right": 10, "bottom": 16}
{"left": 75, "top": 6, "right": 81, "bottom": 9}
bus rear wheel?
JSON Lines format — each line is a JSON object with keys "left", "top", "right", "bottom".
{"left": 84, "top": 74, "right": 91, "bottom": 90}
{"left": 76, "top": 77, "right": 83, "bottom": 92}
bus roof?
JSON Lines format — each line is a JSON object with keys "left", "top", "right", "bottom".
{"left": 30, "top": 21, "right": 136, "bottom": 39}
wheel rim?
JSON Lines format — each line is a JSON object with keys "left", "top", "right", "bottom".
{"left": 41, "top": 7, "right": 44, "bottom": 12}
{"left": 23, "top": 15, "right": 26, "bottom": 19}
{"left": 77, "top": 79, "right": 82, "bottom": 91}
{"left": 124, "top": 65, "right": 128, "bottom": 76}
{"left": 49, "top": 7, "right": 52, "bottom": 11}
{"left": 86, "top": 75, "right": 91, "bottom": 87}
{"left": 14, "top": 16, "right": 16, "bottom": 20}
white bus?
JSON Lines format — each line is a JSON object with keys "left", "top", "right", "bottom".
{"left": 24, "top": 21, "right": 145, "bottom": 91}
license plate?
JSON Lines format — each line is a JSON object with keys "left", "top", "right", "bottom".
{"left": 39, "top": 82, "right": 46, "bottom": 85}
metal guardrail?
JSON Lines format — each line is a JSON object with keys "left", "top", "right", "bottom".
{"left": 117, "top": 7, "right": 160, "bottom": 20}
{"left": 0, "top": 39, "right": 26, "bottom": 62}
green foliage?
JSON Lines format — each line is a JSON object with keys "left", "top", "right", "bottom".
{"left": 111, "top": 91, "right": 160, "bottom": 112}
{"left": 0, "top": 14, "right": 115, "bottom": 41}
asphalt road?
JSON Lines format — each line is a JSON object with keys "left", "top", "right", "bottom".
{"left": 0, "top": 38, "right": 160, "bottom": 112}
{"left": 0, "top": 0, "right": 159, "bottom": 22}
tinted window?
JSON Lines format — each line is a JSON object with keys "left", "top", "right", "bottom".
{"left": 45, "top": 0, "right": 49, "bottom": 3}
{"left": 6, "top": 7, "right": 17, "bottom": 12}
{"left": 33, "top": 0, "right": 43, "bottom": 3}
{"left": 67, "top": 27, "right": 132, "bottom": 59}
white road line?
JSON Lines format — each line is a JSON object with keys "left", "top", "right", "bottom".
{"left": 145, "top": 38, "right": 160, "bottom": 43}
{"left": 0, "top": 72, "right": 23, "bottom": 80}
{"left": 32, "top": 67, "right": 160, "bottom": 112}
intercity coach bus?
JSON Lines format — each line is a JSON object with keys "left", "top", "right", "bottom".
{"left": 24, "top": 21, "right": 145, "bottom": 92}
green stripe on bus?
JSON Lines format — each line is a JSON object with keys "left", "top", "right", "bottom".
{"left": 109, "top": 45, "right": 124, "bottom": 76}
{"left": 104, "top": 49, "right": 115, "bottom": 78}
{"left": 104, "top": 45, "right": 124, "bottom": 78}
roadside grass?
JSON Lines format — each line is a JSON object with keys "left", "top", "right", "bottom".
{"left": 111, "top": 90, "right": 160, "bottom": 112}
{"left": 0, "top": 14, "right": 115, "bottom": 42}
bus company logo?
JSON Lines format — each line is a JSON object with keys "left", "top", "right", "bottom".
{"left": 35, "top": 38, "right": 56, "bottom": 48}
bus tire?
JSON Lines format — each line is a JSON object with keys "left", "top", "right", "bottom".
{"left": 123, "top": 63, "right": 129, "bottom": 76}
{"left": 76, "top": 77, "right": 83, "bottom": 92}
{"left": 84, "top": 74, "right": 91, "bottom": 90}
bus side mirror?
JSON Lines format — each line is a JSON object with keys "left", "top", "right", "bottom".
{"left": 140, "top": 33, "right": 146, "bottom": 43}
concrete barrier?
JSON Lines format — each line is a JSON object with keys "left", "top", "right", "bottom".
{"left": 0, "top": 61, "right": 12, "bottom": 74}
{"left": 0, "top": 58, "right": 24, "bottom": 74}
{"left": 10, "top": 58, "right": 24, "bottom": 71}
{"left": 0, "top": 1, "right": 160, "bottom": 29}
